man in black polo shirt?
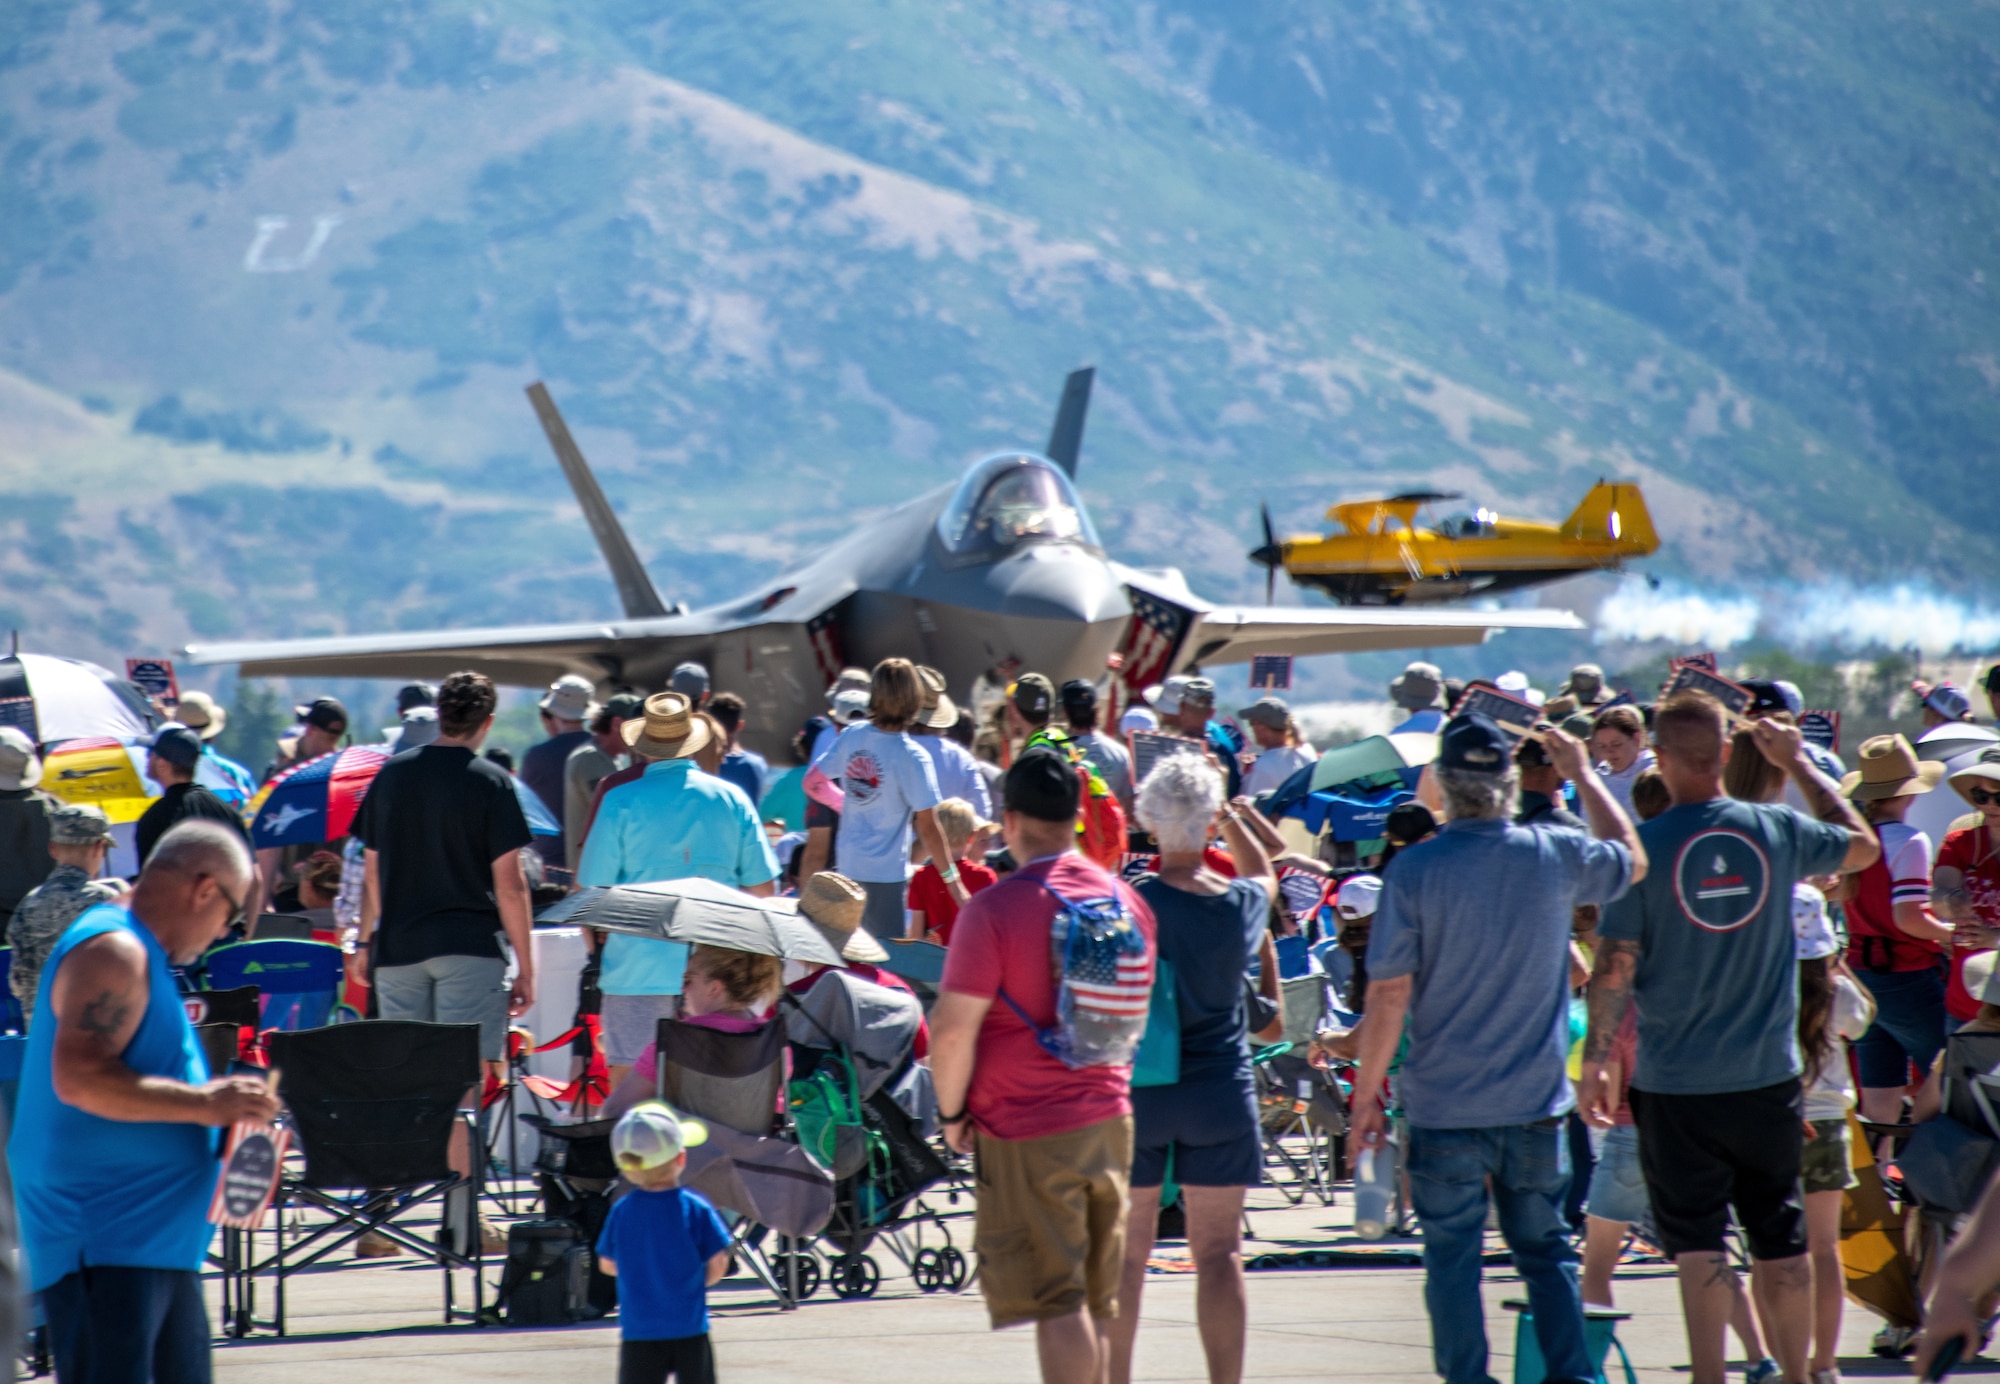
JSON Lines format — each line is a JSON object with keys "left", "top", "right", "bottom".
{"left": 136, "top": 726, "right": 253, "bottom": 873}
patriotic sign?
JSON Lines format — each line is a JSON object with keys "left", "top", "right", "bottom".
{"left": 1116, "top": 587, "right": 1194, "bottom": 697}
{"left": 124, "top": 658, "right": 179, "bottom": 705}
{"left": 1249, "top": 654, "right": 1293, "bottom": 691}
{"left": 1800, "top": 711, "right": 1841, "bottom": 754}
{"left": 209, "top": 1119, "right": 290, "bottom": 1230}
{"left": 1662, "top": 664, "right": 1754, "bottom": 718}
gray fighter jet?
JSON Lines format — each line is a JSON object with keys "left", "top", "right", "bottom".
{"left": 186, "top": 372, "right": 1582, "bottom": 759}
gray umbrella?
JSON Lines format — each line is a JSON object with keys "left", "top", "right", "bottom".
{"left": 536, "top": 877, "right": 843, "bottom": 966}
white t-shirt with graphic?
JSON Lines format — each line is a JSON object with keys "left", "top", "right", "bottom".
{"left": 812, "top": 723, "right": 943, "bottom": 884}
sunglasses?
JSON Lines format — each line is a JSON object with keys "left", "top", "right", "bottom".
{"left": 1970, "top": 787, "right": 2000, "bottom": 808}
{"left": 206, "top": 875, "right": 246, "bottom": 933}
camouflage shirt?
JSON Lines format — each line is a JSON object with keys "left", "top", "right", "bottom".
{"left": 9, "top": 865, "right": 121, "bottom": 1023}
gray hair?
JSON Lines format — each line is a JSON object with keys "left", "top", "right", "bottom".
{"left": 145, "top": 820, "right": 252, "bottom": 889}
{"left": 1435, "top": 765, "right": 1519, "bottom": 822}
{"left": 1136, "top": 752, "right": 1225, "bottom": 854}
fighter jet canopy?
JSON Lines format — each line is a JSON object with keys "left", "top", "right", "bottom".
{"left": 936, "top": 452, "right": 1103, "bottom": 561}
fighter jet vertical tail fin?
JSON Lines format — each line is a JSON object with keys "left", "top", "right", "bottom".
{"left": 1045, "top": 366, "right": 1094, "bottom": 477}
{"left": 525, "top": 382, "right": 671, "bottom": 620}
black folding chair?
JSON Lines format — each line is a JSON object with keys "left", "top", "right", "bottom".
{"left": 220, "top": 1020, "right": 486, "bottom": 1336}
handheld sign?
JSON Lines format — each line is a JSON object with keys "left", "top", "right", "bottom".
{"left": 1130, "top": 730, "right": 1203, "bottom": 787}
{"left": 1448, "top": 680, "right": 1543, "bottom": 746}
{"left": 209, "top": 1069, "right": 287, "bottom": 1231}
{"left": 125, "top": 658, "right": 179, "bottom": 706}
{"left": 1249, "top": 654, "right": 1293, "bottom": 692}
{"left": 1674, "top": 651, "right": 1719, "bottom": 673}
{"left": 1662, "top": 663, "right": 1755, "bottom": 718}
{"left": 1799, "top": 710, "right": 1841, "bottom": 755}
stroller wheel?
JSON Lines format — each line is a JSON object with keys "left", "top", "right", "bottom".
{"left": 830, "top": 1254, "right": 881, "bottom": 1300}
{"left": 772, "top": 1253, "right": 821, "bottom": 1300}
{"left": 938, "top": 1246, "right": 968, "bottom": 1290}
{"left": 912, "top": 1248, "right": 945, "bottom": 1292}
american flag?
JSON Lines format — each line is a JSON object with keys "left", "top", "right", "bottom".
{"left": 1066, "top": 920, "right": 1154, "bottom": 1019}
{"left": 1117, "top": 587, "right": 1192, "bottom": 695}
{"left": 1064, "top": 952, "right": 1160, "bottom": 1016}
{"left": 805, "top": 608, "right": 846, "bottom": 685}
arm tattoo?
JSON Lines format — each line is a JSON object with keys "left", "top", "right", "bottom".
{"left": 1582, "top": 939, "right": 1640, "bottom": 1062}
{"left": 76, "top": 987, "right": 132, "bottom": 1040}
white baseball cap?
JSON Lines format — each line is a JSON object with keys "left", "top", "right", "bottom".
{"left": 0, "top": 727, "right": 40, "bottom": 791}
{"left": 613, "top": 1102, "right": 708, "bottom": 1172}
{"left": 1792, "top": 884, "right": 1838, "bottom": 961}
{"left": 1119, "top": 705, "right": 1160, "bottom": 736}
{"left": 1336, "top": 874, "right": 1383, "bottom": 919}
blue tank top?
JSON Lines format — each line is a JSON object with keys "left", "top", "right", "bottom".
{"left": 9, "top": 903, "right": 217, "bottom": 1290}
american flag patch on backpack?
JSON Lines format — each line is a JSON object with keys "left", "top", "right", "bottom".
{"left": 999, "top": 879, "right": 1154, "bottom": 1070}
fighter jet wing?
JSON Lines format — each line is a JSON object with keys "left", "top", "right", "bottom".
{"left": 182, "top": 613, "right": 722, "bottom": 687}
{"left": 1177, "top": 605, "right": 1588, "bottom": 666}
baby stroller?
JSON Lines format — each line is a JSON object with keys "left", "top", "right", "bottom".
{"left": 781, "top": 968, "right": 966, "bottom": 1299}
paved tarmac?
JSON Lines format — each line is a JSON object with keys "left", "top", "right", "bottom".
{"left": 205, "top": 1186, "right": 1951, "bottom": 1383}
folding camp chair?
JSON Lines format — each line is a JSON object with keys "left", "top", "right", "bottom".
{"left": 204, "top": 939, "right": 346, "bottom": 1032}
{"left": 654, "top": 1016, "right": 811, "bottom": 1308}
{"left": 219, "top": 1021, "right": 486, "bottom": 1337}
{"left": 250, "top": 913, "right": 316, "bottom": 941}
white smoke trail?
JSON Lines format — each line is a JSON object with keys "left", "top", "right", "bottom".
{"left": 1593, "top": 580, "right": 1760, "bottom": 649}
{"left": 1592, "top": 577, "right": 2000, "bottom": 657}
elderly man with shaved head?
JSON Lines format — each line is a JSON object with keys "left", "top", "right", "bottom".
{"left": 10, "top": 819, "right": 280, "bottom": 1384}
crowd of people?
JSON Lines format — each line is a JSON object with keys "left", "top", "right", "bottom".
{"left": 12, "top": 647, "right": 2000, "bottom": 1383}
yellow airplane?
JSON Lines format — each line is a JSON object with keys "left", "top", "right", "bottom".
{"left": 1248, "top": 481, "right": 1660, "bottom": 605}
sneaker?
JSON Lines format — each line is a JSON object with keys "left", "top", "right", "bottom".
{"left": 1811, "top": 1369, "right": 1841, "bottom": 1384}
{"left": 479, "top": 1217, "right": 510, "bottom": 1255}
{"left": 1873, "top": 1324, "right": 1920, "bottom": 1359}
{"left": 1743, "top": 1359, "right": 1780, "bottom": 1384}
{"left": 355, "top": 1230, "right": 401, "bottom": 1258}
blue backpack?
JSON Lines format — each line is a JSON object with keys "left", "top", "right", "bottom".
{"left": 1000, "top": 879, "right": 1153, "bottom": 1070}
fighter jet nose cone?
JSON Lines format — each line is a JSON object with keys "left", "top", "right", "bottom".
{"left": 985, "top": 547, "right": 1129, "bottom": 624}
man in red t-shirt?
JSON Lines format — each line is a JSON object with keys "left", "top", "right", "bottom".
{"left": 931, "top": 749, "right": 1156, "bottom": 1374}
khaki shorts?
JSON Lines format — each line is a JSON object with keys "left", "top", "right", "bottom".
{"left": 973, "top": 1115, "right": 1133, "bottom": 1329}
{"left": 1801, "top": 1117, "right": 1856, "bottom": 1195}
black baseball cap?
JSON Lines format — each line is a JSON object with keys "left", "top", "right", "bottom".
{"left": 1384, "top": 802, "right": 1438, "bottom": 844}
{"left": 1059, "top": 679, "right": 1096, "bottom": 712}
{"left": 1438, "top": 713, "right": 1510, "bottom": 772}
{"left": 605, "top": 692, "right": 646, "bottom": 720}
{"left": 302, "top": 697, "right": 348, "bottom": 732}
{"left": 1011, "top": 673, "right": 1054, "bottom": 717}
{"left": 395, "top": 682, "right": 437, "bottom": 713}
{"left": 1739, "top": 678, "right": 1792, "bottom": 716}
{"left": 1003, "top": 747, "right": 1079, "bottom": 823}
{"left": 151, "top": 724, "right": 203, "bottom": 770}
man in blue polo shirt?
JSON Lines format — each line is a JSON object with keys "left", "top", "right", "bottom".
{"left": 1350, "top": 714, "right": 1643, "bottom": 1384}
{"left": 579, "top": 692, "right": 779, "bottom": 1087}
{"left": 11, "top": 821, "right": 280, "bottom": 1383}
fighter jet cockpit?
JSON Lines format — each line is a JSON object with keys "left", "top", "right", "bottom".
{"left": 935, "top": 453, "right": 1103, "bottom": 561}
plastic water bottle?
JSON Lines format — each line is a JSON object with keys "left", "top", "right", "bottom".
{"left": 1353, "top": 1145, "right": 1392, "bottom": 1241}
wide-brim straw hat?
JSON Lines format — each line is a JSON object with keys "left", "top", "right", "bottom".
{"left": 173, "top": 690, "right": 228, "bottom": 741}
{"left": 797, "top": 871, "right": 889, "bottom": 964}
{"left": 1841, "top": 733, "right": 1945, "bottom": 802}
{"left": 913, "top": 666, "right": 959, "bottom": 731}
{"left": 1949, "top": 747, "right": 2000, "bottom": 806}
{"left": 621, "top": 692, "right": 712, "bottom": 761}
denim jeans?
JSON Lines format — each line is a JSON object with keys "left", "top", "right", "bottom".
{"left": 43, "top": 1265, "right": 212, "bottom": 1384}
{"left": 1407, "top": 1121, "right": 1592, "bottom": 1384}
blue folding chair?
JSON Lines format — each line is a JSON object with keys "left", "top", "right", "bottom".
{"left": 203, "top": 940, "right": 346, "bottom": 1032}
{"left": 0, "top": 947, "right": 25, "bottom": 1034}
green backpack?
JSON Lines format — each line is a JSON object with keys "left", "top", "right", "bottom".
{"left": 788, "top": 1051, "right": 875, "bottom": 1180}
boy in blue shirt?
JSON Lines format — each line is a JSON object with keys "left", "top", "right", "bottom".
{"left": 599, "top": 1103, "right": 733, "bottom": 1384}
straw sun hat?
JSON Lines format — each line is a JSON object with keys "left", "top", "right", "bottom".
{"left": 1839, "top": 733, "right": 1945, "bottom": 802}
{"left": 620, "top": 692, "right": 713, "bottom": 761}
{"left": 796, "top": 872, "right": 890, "bottom": 964}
